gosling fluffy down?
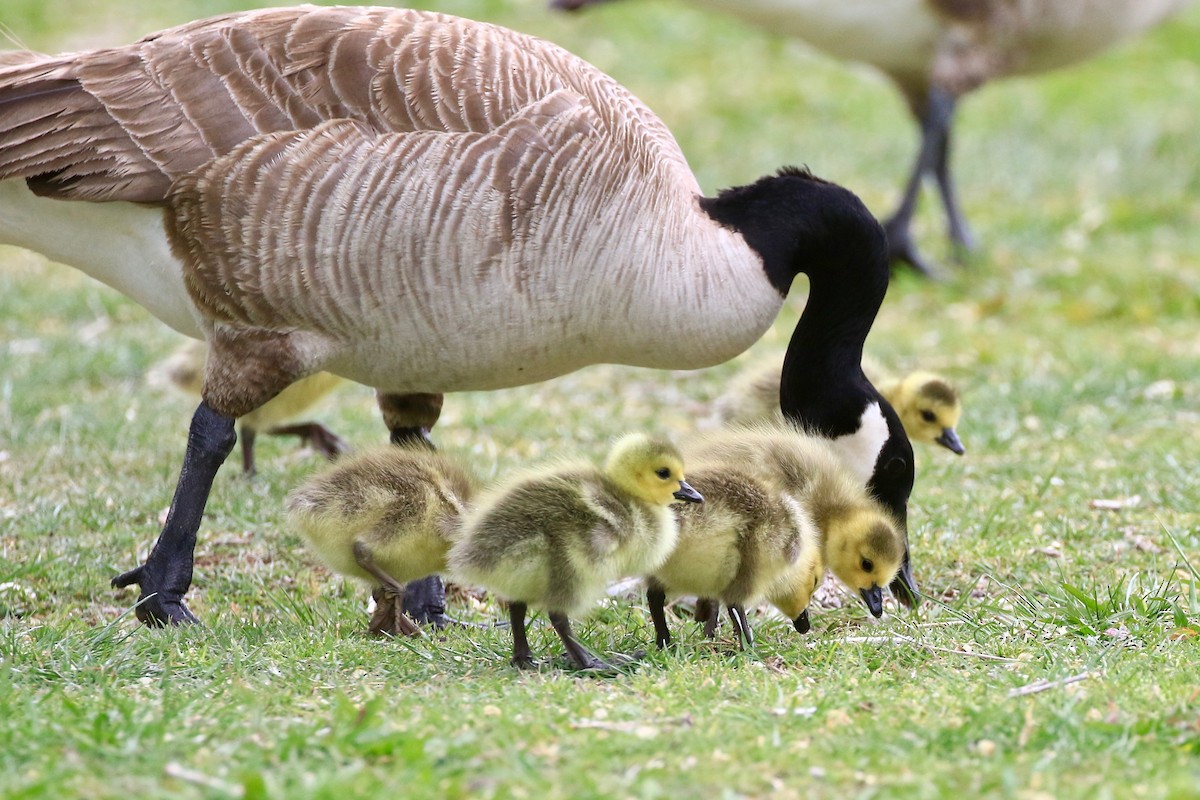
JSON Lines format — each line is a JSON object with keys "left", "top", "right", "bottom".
{"left": 448, "top": 433, "right": 701, "bottom": 670}
{"left": 714, "top": 359, "right": 964, "bottom": 455}
{"left": 685, "top": 423, "right": 904, "bottom": 621}
{"left": 286, "top": 446, "right": 475, "bottom": 636}
{"left": 648, "top": 464, "right": 814, "bottom": 649}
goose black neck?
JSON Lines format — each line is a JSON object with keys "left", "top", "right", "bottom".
{"left": 699, "top": 167, "right": 890, "bottom": 421}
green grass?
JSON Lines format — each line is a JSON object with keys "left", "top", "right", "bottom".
{"left": 2, "top": 0, "right": 1199, "bottom": 797}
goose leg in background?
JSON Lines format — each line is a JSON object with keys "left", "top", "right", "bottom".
{"left": 376, "top": 391, "right": 450, "bottom": 625}
{"left": 266, "top": 422, "right": 352, "bottom": 461}
{"left": 240, "top": 425, "right": 258, "bottom": 475}
{"left": 111, "top": 401, "right": 236, "bottom": 626}
{"left": 883, "top": 86, "right": 959, "bottom": 278}
{"left": 928, "top": 88, "right": 975, "bottom": 256}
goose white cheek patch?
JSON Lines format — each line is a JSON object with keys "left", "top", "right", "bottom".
{"left": 831, "top": 401, "right": 889, "bottom": 487}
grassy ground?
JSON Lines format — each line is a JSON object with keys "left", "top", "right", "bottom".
{"left": 2, "top": 1, "right": 1198, "bottom": 797}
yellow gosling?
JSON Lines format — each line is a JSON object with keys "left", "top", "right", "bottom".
{"left": 448, "top": 434, "right": 701, "bottom": 671}
{"left": 286, "top": 446, "right": 475, "bottom": 636}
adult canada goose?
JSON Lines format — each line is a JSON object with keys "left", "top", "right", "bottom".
{"left": 553, "top": 0, "right": 1190, "bottom": 274}
{"left": 154, "top": 339, "right": 350, "bottom": 475}
{"left": 448, "top": 434, "right": 703, "bottom": 671}
{"left": 715, "top": 359, "right": 965, "bottom": 455}
{"left": 647, "top": 464, "right": 812, "bottom": 649}
{"left": 0, "top": 6, "right": 911, "bottom": 627}
{"left": 286, "top": 446, "right": 475, "bottom": 636}
{"left": 685, "top": 422, "right": 905, "bottom": 620}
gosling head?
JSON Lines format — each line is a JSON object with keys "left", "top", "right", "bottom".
{"left": 894, "top": 372, "right": 964, "bottom": 455}
{"left": 825, "top": 509, "right": 904, "bottom": 618}
{"left": 604, "top": 433, "right": 703, "bottom": 507}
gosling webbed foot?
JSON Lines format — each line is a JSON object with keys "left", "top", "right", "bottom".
{"left": 268, "top": 422, "right": 352, "bottom": 461}
{"left": 367, "top": 585, "right": 422, "bottom": 638}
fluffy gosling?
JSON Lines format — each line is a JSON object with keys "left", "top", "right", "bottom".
{"left": 448, "top": 434, "right": 702, "bottom": 671}
{"left": 153, "top": 338, "right": 349, "bottom": 474}
{"left": 647, "top": 464, "right": 813, "bottom": 649}
{"left": 685, "top": 423, "right": 904, "bottom": 620}
{"left": 714, "top": 359, "right": 965, "bottom": 455}
{"left": 286, "top": 446, "right": 474, "bottom": 636}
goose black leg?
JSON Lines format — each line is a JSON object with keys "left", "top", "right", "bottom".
{"left": 510, "top": 601, "right": 536, "bottom": 669}
{"left": 646, "top": 580, "right": 672, "bottom": 649}
{"left": 728, "top": 604, "right": 754, "bottom": 650}
{"left": 930, "top": 93, "right": 975, "bottom": 256}
{"left": 353, "top": 542, "right": 422, "bottom": 637}
{"left": 111, "top": 401, "right": 235, "bottom": 626}
{"left": 548, "top": 612, "right": 617, "bottom": 671}
{"left": 376, "top": 391, "right": 450, "bottom": 626}
{"left": 884, "top": 86, "right": 959, "bottom": 278}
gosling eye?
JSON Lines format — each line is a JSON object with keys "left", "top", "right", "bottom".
{"left": 654, "top": 467, "right": 671, "bottom": 480}
{"left": 920, "top": 409, "right": 937, "bottom": 423}
{"left": 861, "top": 558, "right": 874, "bottom": 573}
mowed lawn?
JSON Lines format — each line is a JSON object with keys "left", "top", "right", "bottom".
{"left": 1, "top": 1, "right": 1198, "bottom": 797}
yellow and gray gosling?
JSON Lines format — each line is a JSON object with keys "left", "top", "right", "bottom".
{"left": 152, "top": 338, "right": 349, "bottom": 475}
{"left": 685, "top": 423, "right": 904, "bottom": 622}
{"left": 448, "top": 434, "right": 702, "bottom": 671}
{"left": 647, "top": 464, "right": 813, "bottom": 649}
{"left": 713, "top": 360, "right": 965, "bottom": 455}
{"left": 286, "top": 446, "right": 475, "bottom": 636}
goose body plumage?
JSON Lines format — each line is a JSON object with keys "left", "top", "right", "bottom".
{"left": 0, "top": 6, "right": 905, "bottom": 627}
{"left": 555, "top": 0, "right": 1189, "bottom": 273}
{"left": 152, "top": 339, "right": 349, "bottom": 474}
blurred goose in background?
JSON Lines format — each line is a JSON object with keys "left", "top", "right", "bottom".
{"left": 553, "top": 0, "right": 1191, "bottom": 274}
{"left": 449, "top": 434, "right": 702, "bottom": 671}
{"left": 715, "top": 358, "right": 965, "bottom": 455}
{"left": 287, "top": 446, "right": 475, "bottom": 636}
{"left": 153, "top": 339, "right": 350, "bottom": 475}
{"left": 0, "top": 6, "right": 909, "bottom": 628}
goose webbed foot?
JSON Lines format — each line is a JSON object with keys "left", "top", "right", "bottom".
{"left": 111, "top": 564, "right": 200, "bottom": 626}
{"left": 111, "top": 401, "right": 235, "bottom": 627}
{"left": 400, "top": 574, "right": 451, "bottom": 627}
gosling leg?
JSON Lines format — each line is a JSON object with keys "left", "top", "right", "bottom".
{"left": 509, "top": 601, "right": 536, "bottom": 670}
{"left": 548, "top": 612, "right": 616, "bottom": 671}
{"left": 728, "top": 604, "right": 754, "bottom": 650}
{"left": 700, "top": 598, "right": 721, "bottom": 639}
{"left": 646, "top": 580, "right": 672, "bottom": 649}
{"left": 353, "top": 542, "right": 422, "bottom": 637}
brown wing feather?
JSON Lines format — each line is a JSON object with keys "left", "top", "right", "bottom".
{"left": 0, "top": 7, "right": 683, "bottom": 204}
